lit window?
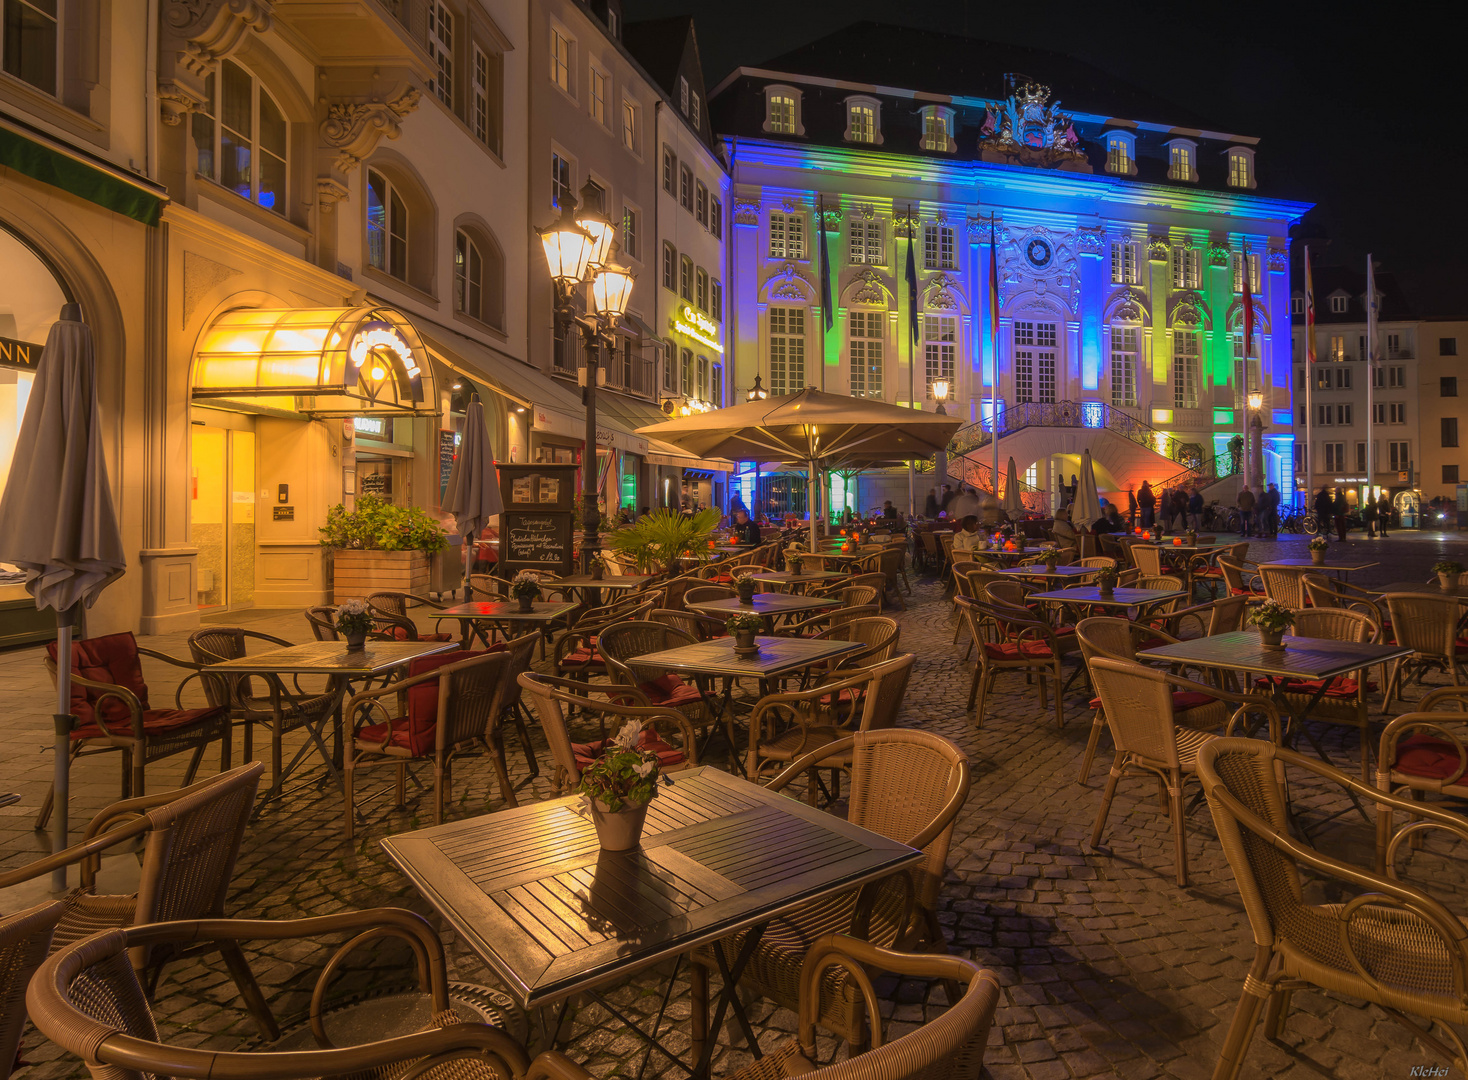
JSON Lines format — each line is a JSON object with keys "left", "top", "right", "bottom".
{"left": 849, "top": 310, "right": 884, "bottom": 398}
{"left": 1014, "top": 322, "right": 1057, "bottom": 405}
{"left": 849, "top": 219, "right": 884, "bottom": 264}
{"left": 1174, "top": 331, "right": 1200, "bottom": 408}
{"left": 589, "top": 67, "right": 606, "bottom": 125}
{"left": 1228, "top": 150, "right": 1252, "bottom": 188}
{"left": 1171, "top": 245, "right": 1201, "bottom": 289}
{"left": 1232, "top": 251, "right": 1260, "bottom": 293}
{"left": 848, "top": 103, "right": 876, "bottom": 143}
{"left": 192, "top": 60, "right": 288, "bottom": 214}
{"left": 1110, "top": 327, "right": 1138, "bottom": 407}
{"left": 923, "top": 315, "right": 955, "bottom": 399}
{"left": 769, "top": 307, "right": 806, "bottom": 395}
{"left": 923, "top": 224, "right": 955, "bottom": 269}
{"left": 770, "top": 212, "right": 805, "bottom": 260}
{"left": 621, "top": 100, "right": 637, "bottom": 150}
{"left": 1110, "top": 240, "right": 1139, "bottom": 284}
{"left": 550, "top": 152, "right": 571, "bottom": 208}
{"left": 367, "top": 169, "right": 408, "bottom": 279}
{"left": 1106, "top": 132, "right": 1133, "bottom": 175}
{"left": 1168, "top": 142, "right": 1195, "bottom": 181}
{"left": 921, "top": 107, "right": 951, "bottom": 152}
{"left": 622, "top": 205, "right": 638, "bottom": 259}
{"left": 2, "top": 0, "right": 58, "bottom": 93}
{"left": 427, "top": 2, "right": 453, "bottom": 106}
{"left": 550, "top": 28, "right": 571, "bottom": 93}
{"left": 768, "top": 93, "right": 796, "bottom": 134}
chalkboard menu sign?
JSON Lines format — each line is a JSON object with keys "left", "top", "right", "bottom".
{"left": 438, "top": 429, "right": 457, "bottom": 504}
{"left": 497, "top": 462, "right": 577, "bottom": 575}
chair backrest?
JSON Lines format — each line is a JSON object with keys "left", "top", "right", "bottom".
{"left": 1217, "top": 556, "right": 1251, "bottom": 593}
{"left": 366, "top": 592, "right": 417, "bottom": 638}
{"left": 437, "top": 650, "right": 514, "bottom": 747}
{"left": 1383, "top": 593, "right": 1460, "bottom": 660}
{"left": 877, "top": 547, "right": 904, "bottom": 586}
{"left": 846, "top": 572, "right": 888, "bottom": 595}
{"left": 46, "top": 632, "right": 150, "bottom": 726}
{"left": 1300, "top": 573, "right": 1339, "bottom": 609}
{"left": 824, "top": 605, "right": 880, "bottom": 634}
{"left": 827, "top": 616, "right": 899, "bottom": 667}
{"left": 1224, "top": 541, "right": 1250, "bottom": 564}
{"left": 840, "top": 585, "right": 880, "bottom": 609}
{"left": 1087, "top": 657, "right": 1185, "bottom": 768}
{"left": 188, "top": 627, "right": 286, "bottom": 706}
{"left": 855, "top": 653, "right": 915, "bottom": 731}
{"left": 649, "top": 608, "right": 726, "bottom": 641}
{"left": 497, "top": 632, "right": 542, "bottom": 714}
{"left": 847, "top": 729, "right": 970, "bottom": 912}
{"left": 1289, "top": 607, "right": 1376, "bottom": 644}
{"left": 1076, "top": 617, "right": 1141, "bottom": 664}
{"left": 468, "top": 573, "right": 506, "bottom": 599}
{"left": 684, "top": 584, "right": 738, "bottom": 606}
{"left": 304, "top": 606, "right": 338, "bottom": 641}
{"left": 1131, "top": 545, "right": 1163, "bottom": 576}
{"left": 598, "top": 622, "right": 697, "bottom": 687}
{"left": 983, "top": 580, "right": 1032, "bottom": 609}
{"left": 1258, "top": 566, "right": 1308, "bottom": 608}
{"left": 1138, "top": 576, "right": 1186, "bottom": 614}
{"left": 1, "top": 901, "right": 65, "bottom": 1080}
{"left": 1203, "top": 594, "right": 1250, "bottom": 635}
{"left": 1079, "top": 556, "right": 1116, "bottom": 570}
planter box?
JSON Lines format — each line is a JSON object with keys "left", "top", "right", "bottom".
{"left": 331, "top": 549, "right": 430, "bottom": 603}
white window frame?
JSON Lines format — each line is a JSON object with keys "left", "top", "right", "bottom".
{"left": 1171, "top": 245, "right": 1202, "bottom": 289}
{"left": 1389, "top": 440, "right": 1410, "bottom": 472}
{"left": 691, "top": 92, "right": 701, "bottom": 128}
{"left": 471, "top": 44, "right": 492, "bottom": 147}
{"left": 193, "top": 60, "right": 290, "bottom": 216}
{"left": 1232, "top": 251, "right": 1261, "bottom": 294}
{"left": 621, "top": 201, "right": 639, "bottom": 261}
{"left": 550, "top": 26, "right": 572, "bottom": 95}
{"left": 427, "top": 1, "right": 454, "bottom": 107}
{"left": 920, "top": 106, "right": 955, "bottom": 153}
{"left": 923, "top": 224, "right": 955, "bottom": 270}
{"left": 709, "top": 196, "right": 723, "bottom": 239}
{"left": 763, "top": 84, "right": 803, "bottom": 135}
{"left": 678, "top": 75, "right": 689, "bottom": 114}
{"left": 454, "top": 228, "right": 483, "bottom": 321}
{"left": 1329, "top": 294, "right": 1348, "bottom": 314}
{"left": 588, "top": 64, "right": 607, "bottom": 126}
{"left": 661, "top": 145, "right": 676, "bottom": 194}
{"left": 366, "top": 168, "right": 409, "bottom": 279}
{"left": 550, "top": 150, "right": 573, "bottom": 209}
{"left": 1227, "top": 146, "right": 1256, "bottom": 189}
{"left": 849, "top": 218, "right": 884, "bottom": 265}
{"left": 923, "top": 315, "right": 956, "bottom": 400}
{"left": 1110, "top": 239, "right": 1140, "bottom": 284}
{"left": 844, "top": 94, "right": 882, "bottom": 144}
{"left": 1110, "top": 326, "right": 1139, "bottom": 407}
{"left": 710, "top": 278, "right": 722, "bottom": 321}
{"left": 1166, "top": 139, "right": 1198, "bottom": 182}
{"left": 1104, "top": 130, "right": 1136, "bottom": 176}
{"left": 769, "top": 306, "right": 807, "bottom": 396}
{"left": 621, "top": 98, "right": 638, "bottom": 152}
{"left": 661, "top": 241, "right": 676, "bottom": 291}
{"left": 1174, "top": 330, "right": 1200, "bottom": 408}
{"left": 770, "top": 211, "right": 806, "bottom": 260}
{"left": 849, "top": 309, "right": 885, "bottom": 398}
{"left": 1, "top": 0, "right": 60, "bottom": 95}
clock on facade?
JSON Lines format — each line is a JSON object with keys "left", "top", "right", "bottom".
{"left": 1025, "top": 238, "right": 1053, "bottom": 269}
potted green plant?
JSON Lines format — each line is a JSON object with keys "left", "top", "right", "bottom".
{"left": 726, "top": 612, "right": 764, "bottom": 656}
{"left": 1249, "top": 599, "right": 1294, "bottom": 649}
{"left": 589, "top": 552, "right": 609, "bottom": 582}
{"left": 1434, "top": 560, "right": 1464, "bottom": 590}
{"left": 735, "top": 571, "right": 757, "bottom": 605}
{"left": 320, "top": 495, "right": 449, "bottom": 602}
{"left": 1308, "top": 535, "right": 1329, "bottom": 566}
{"left": 785, "top": 541, "right": 807, "bottom": 576}
{"left": 1043, "top": 549, "right": 1059, "bottom": 573}
{"left": 578, "top": 721, "right": 662, "bottom": 851}
{"left": 336, "top": 598, "right": 373, "bottom": 650}
{"left": 605, "top": 508, "right": 721, "bottom": 574}
{"left": 510, "top": 570, "right": 542, "bottom": 612}
{"left": 1094, "top": 565, "right": 1119, "bottom": 598}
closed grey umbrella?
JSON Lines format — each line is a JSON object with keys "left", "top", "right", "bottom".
{"left": 1003, "top": 457, "right": 1025, "bottom": 515}
{"left": 441, "top": 394, "right": 503, "bottom": 600}
{"left": 1073, "top": 449, "right": 1103, "bottom": 532}
{"left": 0, "top": 305, "right": 125, "bottom": 886}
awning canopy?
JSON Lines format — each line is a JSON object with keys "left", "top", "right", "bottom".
{"left": 193, "top": 304, "right": 436, "bottom": 418}
{"left": 597, "top": 391, "right": 734, "bottom": 473}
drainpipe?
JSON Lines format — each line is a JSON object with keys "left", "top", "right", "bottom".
{"left": 145, "top": 0, "right": 159, "bottom": 182}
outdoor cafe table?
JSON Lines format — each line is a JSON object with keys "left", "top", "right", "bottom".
{"left": 433, "top": 599, "right": 579, "bottom": 650}
{"left": 380, "top": 766, "right": 920, "bottom": 1078}
{"left": 1137, "top": 630, "right": 1412, "bottom": 818}
{"left": 748, "top": 569, "right": 849, "bottom": 591}
{"left": 203, "top": 639, "right": 458, "bottom": 805}
{"left": 1030, "top": 585, "right": 1187, "bottom": 615}
{"left": 992, "top": 564, "right": 1096, "bottom": 582}
{"left": 549, "top": 573, "right": 655, "bottom": 608}
{"left": 684, "top": 592, "right": 838, "bottom": 633}
{"left": 1259, "top": 557, "right": 1379, "bottom": 581}
{"left": 1375, "top": 580, "right": 1468, "bottom": 599}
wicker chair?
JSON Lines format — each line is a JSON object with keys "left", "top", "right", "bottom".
{"left": 742, "top": 666, "right": 887, "bottom": 787}
{"left": 188, "top": 627, "right": 338, "bottom": 803}
{"left": 0, "top": 764, "right": 273, "bottom": 1038}
{"left": 341, "top": 649, "right": 511, "bottom": 836}
{"left": 27, "top": 910, "right": 537, "bottom": 1080}
{"left": 812, "top": 615, "right": 900, "bottom": 676}
{"left": 1198, "top": 737, "right": 1468, "bottom": 1080}
{"left": 1130, "top": 544, "right": 1163, "bottom": 576}
{"left": 956, "top": 595, "right": 1079, "bottom": 728}
{"left": 691, "top": 729, "right": 972, "bottom": 1057}
{"left": 1217, "top": 555, "right": 1264, "bottom": 598}
{"left": 873, "top": 547, "right": 907, "bottom": 610}
{"left": 1301, "top": 573, "right": 1388, "bottom": 631}
{"left": 1148, "top": 594, "right": 1250, "bottom": 641}
{"left": 40, "top": 632, "right": 231, "bottom": 829}
{"left": 1382, "top": 593, "right": 1468, "bottom": 708}
{"left": 516, "top": 671, "right": 698, "bottom": 794}
{"left": 1189, "top": 541, "right": 1250, "bottom": 600}
{"left": 0, "top": 901, "right": 64, "bottom": 1080}
{"left": 1375, "top": 686, "right": 1468, "bottom": 875}
{"left": 1087, "top": 657, "right": 1246, "bottom": 887}
{"left": 366, "top": 591, "right": 457, "bottom": 642}
{"left": 1257, "top": 565, "right": 1311, "bottom": 609}
{"left": 550, "top": 596, "right": 655, "bottom": 681}
{"left": 649, "top": 606, "right": 728, "bottom": 641}
{"left": 685, "top": 583, "right": 740, "bottom": 606}
{"left": 1074, "top": 617, "right": 1253, "bottom": 785}
{"left": 1078, "top": 556, "right": 1116, "bottom": 571}
{"left": 304, "top": 605, "right": 341, "bottom": 641}
{"left": 883, "top": 540, "right": 913, "bottom": 595}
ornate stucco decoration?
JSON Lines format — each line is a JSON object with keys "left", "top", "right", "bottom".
{"left": 892, "top": 213, "right": 918, "bottom": 238}
{"left": 967, "top": 213, "right": 1007, "bottom": 242}
{"left": 1168, "top": 290, "right": 1212, "bottom": 329}
{"left": 321, "top": 86, "right": 422, "bottom": 174}
{"left": 1075, "top": 226, "right": 1106, "bottom": 255}
{"left": 732, "top": 200, "right": 759, "bottom": 226}
{"left": 978, "top": 82, "right": 1088, "bottom": 170}
{"left": 998, "top": 225, "right": 1079, "bottom": 316}
{"left": 854, "top": 203, "right": 876, "bottom": 220}
{"left": 159, "top": 0, "right": 273, "bottom": 124}
{"left": 1207, "top": 243, "right": 1231, "bottom": 267}
{"left": 765, "top": 262, "right": 815, "bottom": 302}
{"left": 780, "top": 197, "right": 799, "bottom": 214}
{"left": 844, "top": 267, "right": 893, "bottom": 307}
{"left": 819, "top": 207, "right": 842, "bottom": 231}
{"left": 1147, "top": 237, "right": 1171, "bottom": 261}
{"left": 1267, "top": 247, "right": 1288, "bottom": 271}
{"left": 1104, "top": 286, "right": 1150, "bottom": 325}
{"left": 924, "top": 272, "right": 962, "bottom": 311}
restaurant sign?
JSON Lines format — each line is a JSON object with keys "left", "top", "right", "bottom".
{"left": 0, "top": 335, "right": 42, "bottom": 372}
{"left": 670, "top": 304, "right": 724, "bottom": 354}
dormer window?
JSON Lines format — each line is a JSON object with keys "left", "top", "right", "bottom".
{"left": 678, "top": 76, "right": 689, "bottom": 114}
{"left": 920, "top": 106, "right": 955, "bottom": 153}
{"left": 1104, "top": 131, "right": 1136, "bottom": 176}
{"left": 1330, "top": 294, "right": 1348, "bottom": 314}
{"left": 1166, "top": 139, "right": 1198, "bottom": 182}
{"left": 844, "top": 95, "right": 881, "bottom": 144}
{"left": 1227, "top": 147, "right": 1255, "bottom": 189}
{"left": 763, "top": 84, "right": 803, "bottom": 136}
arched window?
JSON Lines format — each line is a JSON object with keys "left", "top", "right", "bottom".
{"left": 454, "top": 224, "right": 506, "bottom": 331}
{"left": 367, "top": 169, "right": 408, "bottom": 279}
{"left": 192, "top": 59, "right": 288, "bottom": 214}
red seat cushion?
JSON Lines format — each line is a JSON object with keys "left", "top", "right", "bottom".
{"left": 1253, "top": 676, "right": 1375, "bottom": 697}
{"left": 1394, "top": 733, "right": 1466, "bottom": 781}
{"left": 356, "top": 717, "right": 437, "bottom": 756}
{"left": 984, "top": 640, "right": 1054, "bottom": 660}
{"left": 72, "top": 706, "right": 224, "bottom": 741}
{"left": 387, "top": 626, "right": 455, "bottom": 642}
{"left": 572, "top": 728, "right": 685, "bottom": 772}
{"left": 637, "top": 673, "right": 704, "bottom": 707}
{"left": 403, "top": 648, "right": 491, "bottom": 725}
{"left": 1088, "top": 690, "right": 1216, "bottom": 712}
{"left": 48, "top": 632, "right": 150, "bottom": 726}
{"left": 559, "top": 636, "right": 603, "bottom": 669}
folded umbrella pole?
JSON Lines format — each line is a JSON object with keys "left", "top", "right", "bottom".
{"left": 442, "top": 394, "right": 504, "bottom": 602}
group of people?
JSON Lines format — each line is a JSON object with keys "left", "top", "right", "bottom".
{"left": 1312, "top": 485, "right": 1394, "bottom": 540}
{"left": 1134, "top": 481, "right": 1217, "bottom": 535}
{"left": 1232, "top": 483, "right": 1283, "bottom": 538}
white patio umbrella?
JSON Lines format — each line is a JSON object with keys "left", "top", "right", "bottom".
{"left": 441, "top": 393, "right": 503, "bottom": 601}
{"left": 635, "top": 388, "right": 961, "bottom": 549}
{"left": 1002, "top": 456, "right": 1025, "bottom": 516}
{"left": 1072, "top": 449, "right": 1103, "bottom": 532}
{"left": 0, "top": 305, "right": 125, "bottom": 887}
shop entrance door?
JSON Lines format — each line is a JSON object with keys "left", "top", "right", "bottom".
{"left": 191, "top": 427, "right": 256, "bottom": 610}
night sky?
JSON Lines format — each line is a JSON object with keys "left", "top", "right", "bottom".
{"left": 626, "top": 0, "right": 1466, "bottom": 317}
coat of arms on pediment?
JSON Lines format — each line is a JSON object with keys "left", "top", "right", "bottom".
{"left": 979, "top": 83, "right": 1088, "bottom": 170}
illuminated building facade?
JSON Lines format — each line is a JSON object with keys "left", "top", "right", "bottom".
{"left": 711, "top": 23, "right": 1312, "bottom": 511}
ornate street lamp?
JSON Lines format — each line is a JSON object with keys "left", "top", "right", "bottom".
{"left": 538, "top": 188, "right": 637, "bottom": 573}
{"left": 931, "top": 378, "right": 951, "bottom": 416}
{"left": 746, "top": 374, "right": 768, "bottom": 403}
{"left": 1246, "top": 389, "right": 1265, "bottom": 491}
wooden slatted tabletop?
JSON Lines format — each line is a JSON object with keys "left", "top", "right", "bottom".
{"left": 748, "top": 570, "right": 850, "bottom": 586}
{"left": 434, "top": 600, "right": 580, "bottom": 623}
{"left": 1030, "top": 586, "right": 1187, "bottom": 608}
{"left": 1137, "top": 630, "right": 1411, "bottom": 680}
{"left": 381, "top": 767, "right": 920, "bottom": 1009}
{"left": 203, "top": 639, "right": 457, "bottom": 675}
{"left": 627, "top": 635, "right": 863, "bottom": 679}
{"left": 685, "top": 594, "right": 838, "bottom": 617}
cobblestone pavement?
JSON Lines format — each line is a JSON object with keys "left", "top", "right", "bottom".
{"left": 4, "top": 531, "right": 1467, "bottom": 1079}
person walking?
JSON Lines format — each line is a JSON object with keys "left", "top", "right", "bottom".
{"left": 923, "top": 487, "right": 940, "bottom": 518}
{"left": 1137, "top": 481, "right": 1156, "bottom": 528}
{"left": 1127, "top": 487, "right": 1137, "bottom": 529}
{"left": 1263, "top": 483, "right": 1281, "bottom": 538}
{"left": 1170, "top": 487, "right": 1188, "bottom": 533}
{"left": 1377, "top": 492, "right": 1392, "bottom": 537}
{"left": 1237, "top": 484, "right": 1256, "bottom": 537}
{"left": 1363, "top": 495, "right": 1379, "bottom": 538}
{"left": 1333, "top": 487, "right": 1350, "bottom": 542}
{"left": 1187, "top": 486, "right": 1204, "bottom": 532}
{"left": 1312, "top": 485, "right": 1333, "bottom": 537}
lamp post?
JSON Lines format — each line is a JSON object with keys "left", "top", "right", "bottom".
{"left": 538, "top": 180, "right": 635, "bottom": 573}
{"left": 745, "top": 375, "right": 767, "bottom": 518}
{"left": 931, "top": 379, "right": 951, "bottom": 491}
{"left": 1246, "top": 389, "right": 1264, "bottom": 492}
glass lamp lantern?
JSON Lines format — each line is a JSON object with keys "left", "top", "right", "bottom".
{"left": 747, "top": 374, "right": 768, "bottom": 402}
{"left": 538, "top": 206, "right": 596, "bottom": 287}
{"left": 1247, "top": 390, "right": 1264, "bottom": 411}
{"left": 589, "top": 262, "right": 636, "bottom": 320}
{"left": 575, "top": 180, "right": 617, "bottom": 270}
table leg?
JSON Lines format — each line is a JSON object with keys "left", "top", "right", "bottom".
{"left": 692, "top": 923, "right": 769, "bottom": 1079}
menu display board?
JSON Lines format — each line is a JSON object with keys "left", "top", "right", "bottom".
{"left": 502, "top": 512, "right": 573, "bottom": 573}
{"left": 438, "top": 429, "right": 457, "bottom": 503}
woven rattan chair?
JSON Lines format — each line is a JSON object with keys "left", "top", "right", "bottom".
{"left": 873, "top": 547, "right": 907, "bottom": 610}
{"left": 1188, "top": 541, "right": 1250, "bottom": 600}
{"left": 188, "top": 627, "right": 338, "bottom": 804}
{"left": 304, "top": 605, "right": 341, "bottom": 641}
{"left": 1382, "top": 592, "right": 1468, "bottom": 708}
{"left": 814, "top": 615, "right": 899, "bottom": 673}
{"left": 1130, "top": 544, "right": 1163, "bottom": 576}
{"left": 981, "top": 579, "right": 1036, "bottom": 609}
{"left": 27, "top": 910, "right": 536, "bottom": 1080}
{"left": 1078, "top": 556, "right": 1116, "bottom": 571}
{"left": 550, "top": 596, "right": 655, "bottom": 681}
{"left": 649, "top": 607, "right": 728, "bottom": 641}
{"left": 1301, "top": 572, "right": 1388, "bottom": 631}
{"left": 1088, "top": 657, "right": 1248, "bottom": 887}
{"left": 956, "top": 595, "right": 1078, "bottom": 728}
{"left": 685, "top": 583, "right": 740, "bottom": 606}
{"left": 1257, "top": 566, "right": 1311, "bottom": 609}
{"left": 1375, "top": 686, "right": 1468, "bottom": 874}
{"left": 342, "top": 649, "right": 511, "bottom": 836}
{"left": 1, "top": 900, "right": 64, "bottom": 1080}
{"left": 691, "top": 729, "right": 972, "bottom": 1057}
{"left": 516, "top": 671, "right": 698, "bottom": 794}
{"left": 1147, "top": 595, "right": 1250, "bottom": 641}
{"left": 366, "top": 591, "right": 457, "bottom": 641}
{"left": 495, "top": 631, "right": 543, "bottom": 786}
{"left": 597, "top": 621, "right": 710, "bottom": 712}
{"left": 0, "top": 763, "right": 273, "bottom": 1037}
{"left": 1198, "top": 737, "right": 1468, "bottom": 1079}
{"left": 743, "top": 666, "right": 886, "bottom": 787}
{"left": 1217, "top": 555, "right": 1264, "bottom": 599}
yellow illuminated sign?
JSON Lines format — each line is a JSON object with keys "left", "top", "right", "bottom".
{"left": 671, "top": 304, "right": 724, "bottom": 354}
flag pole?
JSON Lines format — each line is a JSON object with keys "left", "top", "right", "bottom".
{"left": 1365, "top": 253, "right": 1377, "bottom": 510}
{"left": 906, "top": 204, "right": 917, "bottom": 515}
{"left": 1303, "top": 245, "right": 1315, "bottom": 522}
{"left": 989, "top": 219, "right": 1000, "bottom": 497}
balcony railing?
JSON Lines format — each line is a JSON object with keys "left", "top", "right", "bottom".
{"left": 949, "top": 399, "right": 1204, "bottom": 473}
